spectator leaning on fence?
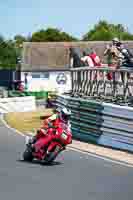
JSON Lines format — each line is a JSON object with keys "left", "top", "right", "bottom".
{"left": 88, "top": 49, "right": 103, "bottom": 79}
{"left": 80, "top": 49, "right": 94, "bottom": 67}
{"left": 80, "top": 48, "right": 102, "bottom": 67}
{"left": 88, "top": 49, "right": 102, "bottom": 67}
{"left": 80, "top": 48, "right": 103, "bottom": 79}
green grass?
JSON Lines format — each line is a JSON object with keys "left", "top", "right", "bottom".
{"left": 4, "top": 108, "right": 53, "bottom": 134}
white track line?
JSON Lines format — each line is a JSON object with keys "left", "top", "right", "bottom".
{"left": 68, "top": 147, "right": 133, "bottom": 168}
{"left": 0, "top": 114, "right": 25, "bottom": 136}
{"left": 1, "top": 114, "right": 133, "bottom": 168}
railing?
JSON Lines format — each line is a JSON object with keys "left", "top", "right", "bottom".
{"left": 70, "top": 67, "right": 133, "bottom": 104}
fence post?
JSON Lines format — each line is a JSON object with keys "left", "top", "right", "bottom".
{"left": 70, "top": 67, "right": 133, "bottom": 103}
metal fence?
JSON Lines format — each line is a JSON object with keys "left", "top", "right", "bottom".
{"left": 70, "top": 67, "right": 133, "bottom": 105}
{"left": 55, "top": 67, "right": 133, "bottom": 152}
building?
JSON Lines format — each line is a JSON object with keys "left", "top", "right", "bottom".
{"left": 21, "top": 42, "right": 72, "bottom": 93}
{"left": 21, "top": 41, "right": 133, "bottom": 92}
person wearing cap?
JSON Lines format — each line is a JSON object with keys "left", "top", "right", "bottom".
{"left": 104, "top": 37, "right": 121, "bottom": 80}
{"left": 104, "top": 37, "right": 121, "bottom": 66}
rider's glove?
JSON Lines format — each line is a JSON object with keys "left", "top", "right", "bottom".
{"left": 48, "top": 122, "right": 57, "bottom": 129}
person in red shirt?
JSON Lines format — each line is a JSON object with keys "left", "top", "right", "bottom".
{"left": 89, "top": 51, "right": 101, "bottom": 67}
{"left": 86, "top": 49, "right": 103, "bottom": 79}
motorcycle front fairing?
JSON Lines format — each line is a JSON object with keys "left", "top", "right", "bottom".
{"left": 25, "top": 135, "right": 33, "bottom": 145}
{"left": 24, "top": 122, "right": 73, "bottom": 162}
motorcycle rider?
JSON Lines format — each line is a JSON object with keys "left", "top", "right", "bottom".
{"left": 42, "top": 107, "right": 71, "bottom": 132}
{"left": 30, "top": 107, "right": 72, "bottom": 150}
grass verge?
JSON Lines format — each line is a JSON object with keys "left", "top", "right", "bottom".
{"left": 4, "top": 108, "right": 53, "bottom": 134}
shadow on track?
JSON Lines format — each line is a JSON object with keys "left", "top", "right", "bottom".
{"left": 17, "top": 159, "right": 63, "bottom": 167}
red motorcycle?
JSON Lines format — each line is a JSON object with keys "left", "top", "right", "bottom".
{"left": 23, "top": 123, "right": 72, "bottom": 163}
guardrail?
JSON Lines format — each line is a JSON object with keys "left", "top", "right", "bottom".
{"left": 70, "top": 67, "right": 133, "bottom": 104}
{"left": 0, "top": 96, "right": 36, "bottom": 113}
{"left": 56, "top": 95, "right": 133, "bottom": 152}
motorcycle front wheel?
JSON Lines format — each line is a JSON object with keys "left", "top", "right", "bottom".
{"left": 23, "top": 147, "right": 33, "bottom": 162}
{"left": 45, "top": 146, "right": 62, "bottom": 163}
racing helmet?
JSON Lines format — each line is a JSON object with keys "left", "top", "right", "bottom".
{"left": 60, "top": 107, "right": 71, "bottom": 122}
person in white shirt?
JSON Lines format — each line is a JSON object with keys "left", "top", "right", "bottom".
{"left": 81, "top": 55, "right": 94, "bottom": 67}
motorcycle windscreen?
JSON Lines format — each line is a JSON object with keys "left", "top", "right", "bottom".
{"left": 25, "top": 136, "right": 33, "bottom": 145}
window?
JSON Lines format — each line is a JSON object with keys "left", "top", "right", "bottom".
{"left": 40, "top": 72, "right": 49, "bottom": 79}
{"left": 31, "top": 73, "right": 40, "bottom": 79}
{"left": 31, "top": 72, "right": 50, "bottom": 79}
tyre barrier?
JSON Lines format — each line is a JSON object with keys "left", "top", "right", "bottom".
{"left": 36, "top": 99, "right": 47, "bottom": 108}
{"left": 56, "top": 95, "right": 133, "bottom": 152}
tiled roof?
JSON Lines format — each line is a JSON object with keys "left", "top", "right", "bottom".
{"left": 21, "top": 41, "right": 133, "bottom": 71}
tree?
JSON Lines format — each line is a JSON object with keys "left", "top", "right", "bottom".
{"left": 31, "top": 28, "right": 77, "bottom": 42}
{"left": 14, "top": 35, "right": 27, "bottom": 48}
{"left": 13, "top": 35, "right": 27, "bottom": 59}
{"left": 82, "top": 20, "right": 133, "bottom": 41}
{"left": 0, "top": 28, "right": 77, "bottom": 69}
{"left": 0, "top": 22, "right": 133, "bottom": 69}
{"left": 0, "top": 36, "right": 17, "bottom": 68}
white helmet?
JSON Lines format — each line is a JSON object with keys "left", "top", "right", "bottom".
{"left": 60, "top": 107, "right": 71, "bottom": 123}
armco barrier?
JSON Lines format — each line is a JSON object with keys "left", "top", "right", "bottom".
{"left": 8, "top": 90, "right": 48, "bottom": 100}
{"left": 56, "top": 95, "right": 133, "bottom": 152}
{"left": 0, "top": 96, "right": 36, "bottom": 113}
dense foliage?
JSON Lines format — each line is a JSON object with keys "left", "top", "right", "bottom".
{"left": 1, "top": 21, "right": 133, "bottom": 68}
{"left": 82, "top": 20, "right": 133, "bottom": 41}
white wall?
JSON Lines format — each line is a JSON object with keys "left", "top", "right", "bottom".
{"left": 0, "top": 96, "right": 36, "bottom": 113}
{"left": 21, "top": 71, "right": 71, "bottom": 93}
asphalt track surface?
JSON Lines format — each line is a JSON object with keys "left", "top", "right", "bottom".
{"left": 0, "top": 121, "right": 133, "bottom": 200}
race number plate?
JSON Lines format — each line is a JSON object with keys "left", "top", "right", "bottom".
{"left": 61, "top": 132, "right": 68, "bottom": 140}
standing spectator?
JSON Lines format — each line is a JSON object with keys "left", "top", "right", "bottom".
{"left": 69, "top": 47, "right": 84, "bottom": 68}
{"left": 104, "top": 37, "right": 121, "bottom": 80}
{"left": 80, "top": 49, "right": 95, "bottom": 67}
{"left": 104, "top": 37, "right": 120, "bottom": 67}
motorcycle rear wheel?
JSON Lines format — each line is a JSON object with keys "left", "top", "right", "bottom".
{"left": 23, "top": 148, "right": 33, "bottom": 162}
